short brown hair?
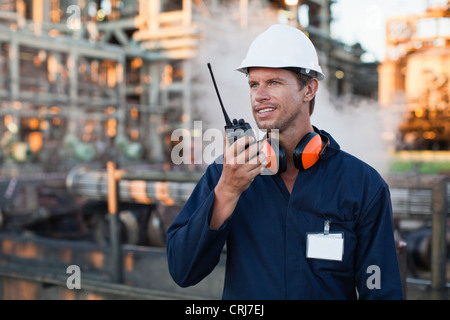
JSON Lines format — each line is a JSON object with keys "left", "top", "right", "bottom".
{"left": 293, "top": 72, "right": 315, "bottom": 116}
{"left": 282, "top": 68, "right": 315, "bottom": 115}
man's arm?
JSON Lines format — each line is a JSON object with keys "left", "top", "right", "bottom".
{"left": 354, "top": 183, "right": 403, "bottom": 299}
{"left": 166, "top": 135, "right": 265, "bottom": 287}
{"left": 166, "top": 163, "right": 228, "bottom": 287}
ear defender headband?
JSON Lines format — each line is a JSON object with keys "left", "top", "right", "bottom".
{"left": 261, "top": 127, "right": 329, "bottom": 174}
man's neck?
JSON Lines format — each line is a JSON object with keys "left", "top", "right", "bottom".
{"left": 280, "top": 123, "right": 314, "bottom": 166}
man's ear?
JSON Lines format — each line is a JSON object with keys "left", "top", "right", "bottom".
{"left": 304, "top": 78, "right": 319, "bottom": 102}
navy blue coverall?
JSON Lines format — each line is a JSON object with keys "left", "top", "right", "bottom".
{"left": 166, "top": 129, "right": 403, "bottom": 299}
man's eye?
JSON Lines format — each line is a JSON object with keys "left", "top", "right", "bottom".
{"left": 249, "top": 83, "right": 258, "bottom": 88}
{"left": 270, "top": 81, "right": 280, "bottom": 86}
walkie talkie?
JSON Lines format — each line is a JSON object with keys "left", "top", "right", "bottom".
{"left": 207, "top": 63, "right": 256, "bottom": 144}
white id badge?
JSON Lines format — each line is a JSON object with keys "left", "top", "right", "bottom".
{"left": 306, "top": 233, "right": 344, "bottom": 261}
{"left": 306, "top": 220, "right": 344, "bottom": 261}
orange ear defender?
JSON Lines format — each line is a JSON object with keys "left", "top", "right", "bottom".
{"left": 260, "top": 139, "right": 285, "bottom": 175}
{"left": 293, "top": 131, "right": 326, "bottom": 171}
{"left": 262, "top": 127, "right": 329, "bottom": 174}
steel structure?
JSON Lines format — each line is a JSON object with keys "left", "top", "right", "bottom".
{"left": 0, "top": 0, "right": 200, "bottom": 172}
{"left": 378, "top": 1, "right": 450, "bottom": 151}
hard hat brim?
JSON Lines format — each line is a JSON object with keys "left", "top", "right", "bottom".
{"left": 235, "top": 66, "right": 325, "bottom": 81}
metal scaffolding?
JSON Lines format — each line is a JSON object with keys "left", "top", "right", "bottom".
{"left": 0, "top": 0, "right": 201, "bottom": 170}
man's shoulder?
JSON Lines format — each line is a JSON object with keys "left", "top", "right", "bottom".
{"left": 332, "top": 149, "right": 387, "bottom": 185}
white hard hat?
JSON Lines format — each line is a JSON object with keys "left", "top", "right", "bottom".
{"left": 236, "top": 24, "right": 325, "bottom": 80}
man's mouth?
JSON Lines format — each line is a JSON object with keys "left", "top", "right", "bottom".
{"left": 258, "top": 107, "right": 275, "bottom": 114}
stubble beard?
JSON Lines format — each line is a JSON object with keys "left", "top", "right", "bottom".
{"left": 254, "top": 106, "right": 301, "bottom": 134}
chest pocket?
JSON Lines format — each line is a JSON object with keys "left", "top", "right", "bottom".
{"left": 307, "top": 220, "right": 356, "bottom": 277}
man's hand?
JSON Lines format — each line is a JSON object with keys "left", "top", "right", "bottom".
{"left": 221, "top": 134, "right": 266, "bottom": 194}
{"left": 210, "top": 134, "right": 266, "bottom": 230}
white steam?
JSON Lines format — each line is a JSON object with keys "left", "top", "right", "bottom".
{"left": 312, "top": 90, "right": 403, "bottom": 174}
{"left": 192, "top": 2, "right": 278, "bottom": 133}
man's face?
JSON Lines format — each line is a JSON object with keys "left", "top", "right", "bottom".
{"left": 248, "top": 67, "right": 308, "bottom": 132}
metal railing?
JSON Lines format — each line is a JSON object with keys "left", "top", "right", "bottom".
{"left": 387, "top": 174, "right": 449, "bottom": 296}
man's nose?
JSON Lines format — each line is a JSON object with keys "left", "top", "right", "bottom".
{"left": 254, "top": 85, "right": 270, "bottom": 101}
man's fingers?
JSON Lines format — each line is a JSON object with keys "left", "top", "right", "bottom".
{"left": 233, "top": 135, "right": 256, "bottom": 155}
{"left": 224, "top": 133, "right": 231, "bottom": 150}
{"left": 235, "top": 140, "right": 261, "bottom": 165}
{"left": 224, "top": 134, "right": 257, "bottom": 164}
{"left": 248, "top": 162, "right": 266, "bottom": 177}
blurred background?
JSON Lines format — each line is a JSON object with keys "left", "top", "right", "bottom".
{"left": 0, "top": 0, "right": 448, "bottom": 300}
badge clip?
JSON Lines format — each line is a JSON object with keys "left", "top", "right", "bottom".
{"left": 324, "top": 220, "right": 330, "bottom": 235}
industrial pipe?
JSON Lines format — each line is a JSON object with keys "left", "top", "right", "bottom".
{"left": 66, "top": 166, "right": 199, "bottom": 206}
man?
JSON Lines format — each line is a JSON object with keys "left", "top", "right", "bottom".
{"left": 166, "top": 24, "right": 403, "bottom": 299}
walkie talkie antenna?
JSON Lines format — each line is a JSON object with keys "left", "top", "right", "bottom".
{"left": 207, "top": 62, "right": 232, "bottom": 126}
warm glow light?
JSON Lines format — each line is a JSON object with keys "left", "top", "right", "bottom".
{"left": 131, "top": 58, "right": 143, "bottom": 70}
{"left": 106, "top": 118, "right": 117, "bottom": 137}
{"left": 161, "top": 65, "right": 173, "bottom": 87}
{"left": 116, "top": 63, "right": 123, "bottom": 83}
{"left": 130, "top": 107, "right": 139, "bottom": 120}
{"left": 40, "top": 120, "right": 49, "bottom": 131}
{"left": 285, "top": 0, "right": 299, "bottom": 5}
{"left": 28, "top": 118, "right": 39, "bottom": 130}
{"left": 97, "top": 9, "right": 106, "bottom": 21}
{"left": 49, "top": 106, "right": 60, "bottom": 114}
{"left": 28, "top": 132, "right": 43, "bottom": 153}
{"left": 52, "top": 118, "right": 61, "bottom": 126}
{"left": 4, "top": 114, "right": 12, "bottom": 126}
{"left": 131, "top": 129, "right": 139, "bottom": 140}
{"left": 107, "top": 66, "right": 117, "bottom": 88}
{"left": 423, "top": 131, "right": 436, "bottom": 140}
{"left": 335, "top": 70, "right": 344, "bottom": 79}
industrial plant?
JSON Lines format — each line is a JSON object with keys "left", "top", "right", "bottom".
{"left": 0, "top": 0, "right": 448, "bottom": 300}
